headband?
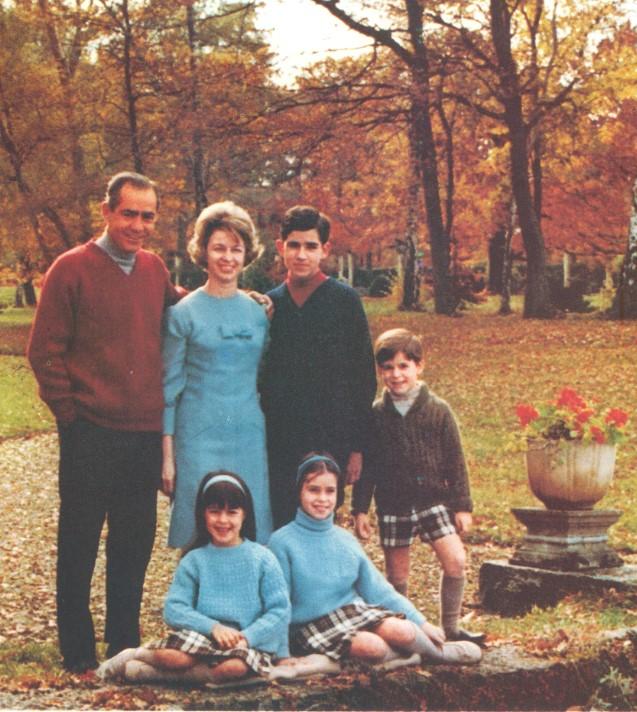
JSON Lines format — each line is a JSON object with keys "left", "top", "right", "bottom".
{"left": 203, "top": 474, "right": 246, "bottom": 495}
{"left": 296, "top": 455, "right": 341, "bottom": 485}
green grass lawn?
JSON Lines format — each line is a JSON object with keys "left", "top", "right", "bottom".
{"left": 1, "top": 292, "right": 637, "bottom": 695}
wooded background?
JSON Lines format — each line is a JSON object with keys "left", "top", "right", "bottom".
{"left": 1, "top": 0, "right": 636, "bottom": 317}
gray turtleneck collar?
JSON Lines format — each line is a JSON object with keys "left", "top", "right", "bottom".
{"left": 95, "top": 233, "right": 137, "bottom": 274}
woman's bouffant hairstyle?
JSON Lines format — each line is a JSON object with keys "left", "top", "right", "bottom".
{"left": 183, "top": 470, "right": 257, "bottom": 556}
{"left": 187, "top": 201, "right": 262, "bottom": 269}
{"left": 295, "top": 451, "right": 342, "bottom": 500}
{"left": 374, "top": 328, "right": 423, "bottom": 366}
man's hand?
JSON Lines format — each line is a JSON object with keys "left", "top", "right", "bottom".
{"left": 454, "top": 511, "right": 473, "bottom": 535}
{"left": 212, "top": 624, "right": 247, "bottom": 650}
{"left": 345, "top": 451, "right": 363, "bottom": 484}
{"left": 354, "top": 512, "right": 372, "bottom": 541}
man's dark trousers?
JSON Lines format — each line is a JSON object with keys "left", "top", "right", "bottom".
{"left": 56, "top": 418, "right": 161, "bottom": 668}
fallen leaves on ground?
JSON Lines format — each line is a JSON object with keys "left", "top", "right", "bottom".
{"left": 1, "top": 311, "right": 637, "bottom": 706}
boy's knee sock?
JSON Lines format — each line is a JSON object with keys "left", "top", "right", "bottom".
{"left": 440, "top": 574, "right": 465, "bottom": 636}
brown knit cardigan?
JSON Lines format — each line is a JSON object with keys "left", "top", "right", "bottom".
{"left": 352, "top": 384, "right": 473, "bottom": 516}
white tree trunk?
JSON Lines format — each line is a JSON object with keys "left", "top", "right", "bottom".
{"left": 563, "top": 252, "right": 572, "bottom": 288}
{"left": 347, "top": 252, "right": 354, "bottom": 286}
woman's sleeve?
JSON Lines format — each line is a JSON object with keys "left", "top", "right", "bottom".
{"left": 162, "top": 305, "right": 189, "bottom": 436}
{"left": 241, "top": 550, "right": 291, "bottom": 653}
{"left": 163, "top": 556, "right": 219, "bottom": 637}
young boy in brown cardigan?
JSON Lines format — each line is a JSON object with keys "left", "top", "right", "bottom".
{"left": 352, "top": 328, "right": 484, "bottom": 645}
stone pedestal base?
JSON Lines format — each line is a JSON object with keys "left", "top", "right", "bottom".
{"left": 479, "top": 560, "right": 637, "bottom": 615}
{"left": 510, "top": 507, "right": 623, "bottom": 571}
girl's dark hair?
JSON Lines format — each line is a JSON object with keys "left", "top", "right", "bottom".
{"left": 183, "top": 471, "right": 257, "bottom": 556}
{"left": 295, "top": 451, "right": 341, "bottom": 500}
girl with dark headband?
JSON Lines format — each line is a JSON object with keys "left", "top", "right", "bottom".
{"left": 269, "top": 453, "right": 482, "bottom": 675}
{"left": 98, "top": 471, "right": 291, "bottom": 686}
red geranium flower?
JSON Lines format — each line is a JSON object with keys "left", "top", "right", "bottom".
{"left": 556, "top": 387, "right": 587, "bottom": 412}
{"left": 590, "top": 426, "right": 606, "bottom": 444}
{"left": 605, "top": 408, "right": 629, "bottom": 429}
{"left": 516, "top": 404, "right": 539, "bottom": 428}
{"left": 575, "top": 408, "right": 594, "bottom": 424}
{"left": 515, "top": 390, "right": 630, "bottom": 445}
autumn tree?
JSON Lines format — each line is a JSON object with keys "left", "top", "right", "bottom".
{"left": 431, "top": 0, "right": 626, "bottom": 317}
{"left": 307, "top": 0, "right": 455, "bottom": 313}
{"left": 37, "top": 0, "right": 96, "bottom": 242}
{"left": 0, "top": 5, "right": 77, "bottom": 262}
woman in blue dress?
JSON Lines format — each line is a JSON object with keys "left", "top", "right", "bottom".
{"left": 162, "top": 201, "right": 273, "bottom": 547}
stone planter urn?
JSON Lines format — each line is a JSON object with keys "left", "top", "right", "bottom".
{"left": 525, "top": 439, "right": 616, "bottom": 510}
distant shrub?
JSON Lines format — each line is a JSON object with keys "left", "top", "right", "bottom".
{"left": 367, "top": 269, "right": 398, "bottom": 298}
{"left": 452, "top": 265, "right": 488, "bottom": 306}
{"left": 546, "top": 263, "right": 602, "bottom": 313}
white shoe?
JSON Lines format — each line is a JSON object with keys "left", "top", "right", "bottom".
{"left": 96, "top": 648, "right": 139, "bottom": 680}
{"left": 270, "top": 654, "right": 341, "bottom": 681}
{"left": 440, "top": 641, "right": 482, "bottom": 664}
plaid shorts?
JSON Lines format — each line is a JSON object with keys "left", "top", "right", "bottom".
{"left": 379, "top": 503, "right": 457, "bottom": 548}
{"left": 147, "top": 628, "right": 273, "bottom": 676}
{"left": 291, "top": 602, "right": 402, "bottom": 660}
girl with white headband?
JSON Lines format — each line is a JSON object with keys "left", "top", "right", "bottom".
{"left": 98, "top": 471, "right": 291, "bottom": 686}
{"left": 269, "top": 453, "right": 482, "bottom": 676}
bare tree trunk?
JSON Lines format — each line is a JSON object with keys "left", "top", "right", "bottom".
{"left": 120, "top": 0, "right": 143, "bottom": 173}
{"left": 308, "top": 0, "right": 454, "bottom": 314}
{"left": 499, "top": 198, "right": 516, "bottom": 315}
{"left": 610, "top": 177, "right": 637, "bottom": 319}
{"left": 490, "top": 0, "right": 553, "bottom": 318}
{"left": 186, "top": 4, "right": 208, "bottom": 215}
{"left": 400, "top": 120, "right": 421, "bottom": 310}
{"left": 406, "top": 0, "right": 453, "bottom": 314}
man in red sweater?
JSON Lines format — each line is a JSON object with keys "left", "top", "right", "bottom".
{"left": 28, "top": 172, "right": 182, "bottom": 673}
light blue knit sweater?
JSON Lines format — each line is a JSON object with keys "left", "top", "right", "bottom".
{"left": 268, "top": 509, "right": 426, "bottom": 627}
{"left": 164, "top": 540, "right": 290, "bottom": 656}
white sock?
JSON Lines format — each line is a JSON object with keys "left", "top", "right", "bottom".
{"left": 401, "top": 625, "right": 447, "bottom": 663}
{"left": 124, "top": 660, "right": 166, "bottom": 682}
{"left": 96, "top": 648, "right": 142, "bottom": 680}
{"left": 374, "top": 651, "right": 421, "bottom": 671}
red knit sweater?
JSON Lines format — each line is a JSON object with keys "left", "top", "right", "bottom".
{"left": 27, "top": 241, "right": 181, "bottom": 431}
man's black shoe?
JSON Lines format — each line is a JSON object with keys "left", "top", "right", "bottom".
{"left": 446, "top": 628, "right": 486, "bottom": 646}
{"left": 63, "top": 658, "right": 98, "bottom": 674}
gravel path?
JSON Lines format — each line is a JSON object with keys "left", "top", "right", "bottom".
{"left": 0, "top": 432, "right": 495, "bottom": 709}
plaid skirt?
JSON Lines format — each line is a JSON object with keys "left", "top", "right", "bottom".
{"left": 291, "top": 602, "right": 402, "bottom": 660}
{"left": 147, "top": 629, "right": 273, "bottom": 676}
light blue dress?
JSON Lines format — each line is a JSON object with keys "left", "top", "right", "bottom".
{"left": 163, "top": 288, "right": 272, "bottom": 547}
